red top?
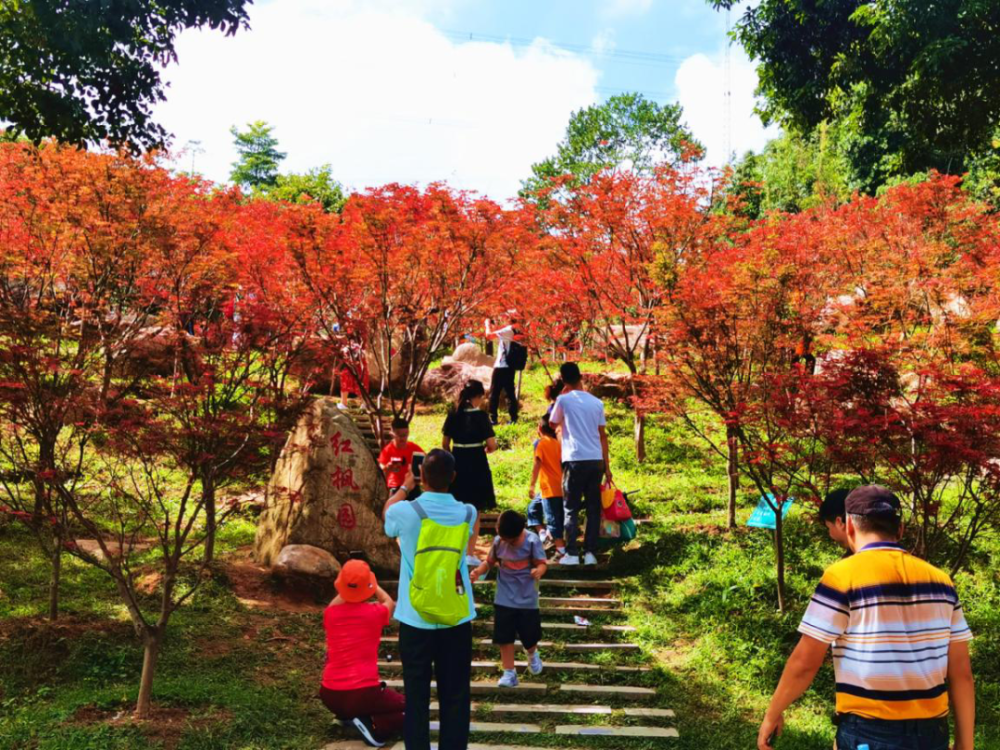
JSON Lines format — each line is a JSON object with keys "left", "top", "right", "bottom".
{"left": 322, "top": 602, "right": 390, "bottom": 691}
{"left": 378, "top": 441, "right": 425, "bottom": 489}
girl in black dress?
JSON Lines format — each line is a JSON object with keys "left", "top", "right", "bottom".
{"left": 443, "top": 380, "right": 499, "bottom": 565}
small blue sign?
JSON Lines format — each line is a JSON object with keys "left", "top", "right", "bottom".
{"left": 746, "top": 494, "right": 794, "bottom": 529}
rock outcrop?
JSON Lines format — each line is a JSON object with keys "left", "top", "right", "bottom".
{"left": 254, "top": 398, "right": 399, "bottom": 575}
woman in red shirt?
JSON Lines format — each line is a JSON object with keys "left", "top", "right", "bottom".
{"left": 320, "top": 560, "right": 403, "bottom": 748}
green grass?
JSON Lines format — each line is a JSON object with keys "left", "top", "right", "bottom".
{"left": 1, "top": 362, "right": 998, "bottom": 748}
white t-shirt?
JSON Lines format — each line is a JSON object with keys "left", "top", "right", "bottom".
{"left": 493, "top": 326, "right": 515, "bottom": 368}
{"left": 549, "top": 390, "right": 606, "bottom": 463}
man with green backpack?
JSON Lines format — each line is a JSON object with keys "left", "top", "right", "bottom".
{"left": 384, "top": 449, "right": 477, "bottom": 750}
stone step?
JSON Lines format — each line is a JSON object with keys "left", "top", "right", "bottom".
{"left": 323, "top": 740, "right": 596, "bottom": 750}
{"left": 381, "top": 637, "right": 639, "bottom": 653}
{"left": 432, "top": 721, "right": 541, "bottom": 734}
{"left": 384, "top": 679, "right": 546, "bottom": 697}
{"left": 559, "top": 684, "right": 656, "bottom": 700}
{"left": 538, "top": 596, "right": 621, "bottom": 609}
{"left": 379, "top": 661, "right": 650, "bottom": 674}
{"left": 386, "top": 621, "right": 636, "bottom": 635}
{"left": 385, "top": 680, "right": 656, "bottom": 701}
{"left": 325, "top": 745, "right": 594, "bottom": 750}
{"left": 555, "top": 725, "right": 679, "bottom": 738}
{"left": 454, "top": 703, "right": 675, "bottom": 719}
{"left": 544, "top": 563, "right": 610, "bottom": 574}
{"left": 481, "top": 621, "right": 637, "bottom": 635}
{"left": 538, "top": 606, "right": 625, "bottom": 618}
{"left": 381, "top": 578, "right": 619, "bottom": 592}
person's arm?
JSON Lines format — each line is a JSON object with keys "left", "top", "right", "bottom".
{"left": 598, "top": 425, "right": 612, "bottom": 483}
{"left": 375, "top": 585, "right": 396, "bottom": 620}
{"left": 549, "top": 399, "right": 563, "bottom": 428}
{"left": 528, "top": 455, "right": 542, "bottom": 499}
{"left": 485, "top": 437, "right": 499, "bottom": 454}
{"left": 383, "top": 471, "right": 416, "bottom": 520}
{"left": 757, "top": 635, "right": 829, "bottom": 750}
{"left": 948, "top": 640, "right": 976, "bottom": 750}
{"left": 469, "top": 560, "right": 490, "bottom": 582}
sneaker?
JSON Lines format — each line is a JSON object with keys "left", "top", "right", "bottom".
{"left": 528, "top": 651, "right": 544, "bottom": 675}
{"left": 583, "top": 552, "right": 599, "bottom": 566}
{"left": 560, "top": 554, "right": 581, "bottom": 566}
{"left": 351, "top": 717, "right": 386, "bottom": 748}
{"left": 538, "top": 528, "right": 551, "bottom": 545}
{"left": 498, "top": 669, "right": 519, "bottom": 688}
{"left": 465, "top": 555, "right": 482, "bottom": 567}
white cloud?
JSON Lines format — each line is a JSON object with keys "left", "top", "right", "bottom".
{"left": 156, "top": 0, "right": 599, "bottom": 201}
{"left": 674, "top": 47, "right": 778, "bottom": 167}
{"left": 591, "top": 29, "right": 617, "bottom": 56}
{"left": 601, "top": 0, "right": 654, "bottom": 18}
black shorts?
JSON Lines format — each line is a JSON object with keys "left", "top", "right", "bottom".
{"left": 492, "top": 604, "right": 542, "bottom": 649}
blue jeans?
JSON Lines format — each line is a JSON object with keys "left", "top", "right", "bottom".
{"left": 527, "top": 495, "right": 564, "bottom": 540}
{"left": 835, "top": 714, "right": 949, "bottom": 750}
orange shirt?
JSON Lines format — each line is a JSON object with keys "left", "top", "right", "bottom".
{"left": 534, "top": 435, "right": 563, "bottom": 498}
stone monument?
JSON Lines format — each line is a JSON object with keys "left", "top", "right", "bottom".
{"left": 254, "top": 397, "right": 400, "bottom": 575}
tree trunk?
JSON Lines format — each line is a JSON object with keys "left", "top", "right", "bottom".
{"left": 634, "top": 411, "right": 646, "bottom": 464}
{"left": 48, "top": 532, "right": 61, "bottom": 621}
{"left": 628, "top": 370, "right": 646, "bottom": 463}
{"left": 726, "top": 427, "right": 739, "bottom": 529}
{"left": 202, "top": 475, "right": 216, "bottom": 566}
{"left": 774, "top": 503, "right": 786, "bottom": 614}
{"left": 135, "top": 628, "right": 162, "bottom": 720}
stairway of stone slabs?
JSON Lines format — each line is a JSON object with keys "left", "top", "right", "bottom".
{"left": 322, "top": 512, "right": 677, "bottom": 749}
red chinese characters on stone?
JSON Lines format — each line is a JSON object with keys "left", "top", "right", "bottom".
{"left": 337, "top": 503, "right": 357, "bottom": 530}
{"left": 330, "top": 466, "right": 360, "bottom": 491}
{"left": 330, "top": 431, "right": 354, "bottom": 458}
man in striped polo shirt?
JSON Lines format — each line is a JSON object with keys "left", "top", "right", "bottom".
{"left": 757, "top": 486, "right": 976, "bottom": 750}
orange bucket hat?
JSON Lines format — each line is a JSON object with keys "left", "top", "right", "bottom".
{"left": 335, "top": 559, "right": 378, "bottom": 603}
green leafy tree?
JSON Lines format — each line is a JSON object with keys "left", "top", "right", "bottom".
{"left": 265, "top": 165, "right": 346, "bottom": 212}
{"left": 711, "top": 0, "right": 1000, "bottom": 192}
{"left": 521, "top": 93, "right": 701, "bottom": 199}
{"left": 0, "top": 0, "right": 249, "bottom": 148}
{"left": 230, "top": 121, "right": 286, "bottom": 191}
{"left": 728, "top": 126, "right": 853, "bottom": 219}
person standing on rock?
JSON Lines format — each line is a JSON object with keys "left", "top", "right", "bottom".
{"left": 442, "top": 380, "right": 497, "bottom": 566}
{"left": 549, "top": 362, "right": 611, "bottom": 567}
{"left": 383, "top": 451, "right": 477, "bottom": 750}
{"left": 484, "top": 313, "right": 523, "bottom": 425}
{"left": 319, "top": 560, "right": 404, "bottom": 748}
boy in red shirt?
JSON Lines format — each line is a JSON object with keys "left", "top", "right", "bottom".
{"left": 319, "top": 560, "right": 403, "bottom": 748}
{"left": 378, "top": 418, "right": 425, "bottom": 499}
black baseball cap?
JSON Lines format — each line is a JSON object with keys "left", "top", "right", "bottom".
{"left": 818, "top": 488, "right": 851, "bottom": 522}
{"left": 845, "top": 485, "right": 901, "bottom": 518}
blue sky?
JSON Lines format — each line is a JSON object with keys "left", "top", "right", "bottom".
{"left": 156, "top": 0, "right": 771, "bottom": 201}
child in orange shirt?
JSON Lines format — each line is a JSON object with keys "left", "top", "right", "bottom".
{"left": 527, "top": 414, "right": 564, "bottom": 558}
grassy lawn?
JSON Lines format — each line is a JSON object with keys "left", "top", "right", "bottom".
{"left": 1, "top": 363, "right": 998, "bottom": 748}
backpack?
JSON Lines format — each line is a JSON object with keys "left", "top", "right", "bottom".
{"left": 408, "top": 500, "right": 474, "bottom": 626}
{"left": 504, "top": 338, "right": 528, "bottom": 371}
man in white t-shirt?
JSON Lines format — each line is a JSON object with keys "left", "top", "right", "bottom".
{"left": 548, "top": 362, "right": 611, "bottom": 566}
{"left": 484, "top": 313, "right": 519, "bottom": 426}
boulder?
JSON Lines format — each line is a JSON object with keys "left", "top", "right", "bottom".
{"left": 73, "top": 538, "right": 151, "bottom": 562}
{"left": 254, "top": 397, "right": 400, "bottom": 575}
{"left": 583, "top": 372, "right": 632, "bottom": 401}
{"left": 419, "top": 361, "right": 494, "bottom": 402}
{"left": 273, "top": 544, "right": 341, "bottom": 579}
{"left": 445, "top": 342, "right": 494, "bottom": 368}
